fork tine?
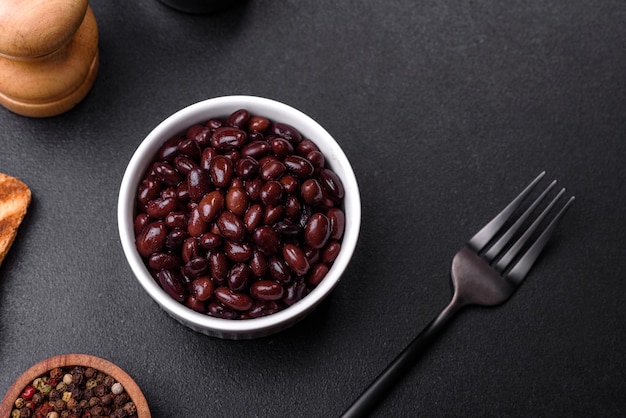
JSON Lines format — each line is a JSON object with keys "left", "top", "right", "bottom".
{"left": 505, "top": 195, "right": 575, "bottom": 284}
{"left": 468, "top": 171, "right": 546, "bottom": 252}
{"left": 495, "top": 187, "right": 566, "bottom": 271}
{"left": 483, "top": 180, "right": 557, "bottom": 261}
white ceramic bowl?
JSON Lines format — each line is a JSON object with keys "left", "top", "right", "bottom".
{"left": 118, "top": 95, "right": 361, "bottom": 339}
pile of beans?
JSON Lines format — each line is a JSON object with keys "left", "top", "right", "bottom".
{"left": 10, "top": 366, "right": 137, "bottom": 418}
{"left": 134, "top": 109, "right": 345, "bottom": 319}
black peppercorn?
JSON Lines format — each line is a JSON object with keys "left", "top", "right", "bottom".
{"left": 100, "top": 393, "right": 114, "bottom": 406}
{"left": 84, "top": 367, "right": 96, "bottom": 379}
{"left": 113, "top": 393, "right": 129, "bottom": 408}
{"left": 49, "top": 389, "right": 61, "bottom": 402}
{"left": 123, "top": 402, "right": 137, "bottom": 415}
{"left": 103, "top": 375, "right": 115, "bottom": 388}
{"left": 93, "top": 385, "right": 107, "bottom": 398}
{"left": 31, "top": 392, "right": 44, "bottom": 405}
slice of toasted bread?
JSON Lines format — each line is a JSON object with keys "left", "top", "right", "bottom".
{"left": 0, "top": 173, "right": 31, "bottom": 266}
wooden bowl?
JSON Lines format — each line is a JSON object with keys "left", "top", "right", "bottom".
{"left": 0, "top": 354, "right": 151, "bottom": 417}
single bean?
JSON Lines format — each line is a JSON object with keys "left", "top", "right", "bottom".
{"left": 304, "top": 213, "right": 331, "bottom": 249}
{"left": 187, "top": 167, "right": 212, "bottom": 202}
{"left": 273, "top": 219, "right": 301, "bottom": 238}
{"left": 137, "top": 179, "right": 161, "bottom": 205}
{"left": 207, "top": 302, "right": 238, "bottom": 319}
{"left": 283, "top": 277, "right": 306, "bottom": 306}
{"left": 260, "top": 159, "right": 286, "bottom": 181}
{"left": 284, "top": 195, "right": 301, "bottom": 219}
{"left": 227, "top": 263, "right": 252, "bottom": 291}
{"left": 176, "top": 182, "right": 190, "bottom": 203}
{"left": 209, "top": 251, "right": 229, "bottom": 284}
{"left": 223, "top": 240, "right": 253, "bottom": 262}
{"left": 188, "top": 206, "right": 209, "bottom": 237}
{"left": 320, "top": 168, "right": 345, "bottom": 199}
{"left": 157, "top": 136, "right": 183, "bottom": 162}
{"left": 250, "top": 280, "right": 284, "bottom": 301}
{"left": 198, "top": 190, "right": 225, "bottom": 223}
{"left": 253, "top": 226, "right": 282, "bottom": 255}
{"left": 191, "top": 276, "right": 214, "bottom": 301}
{"left": 263, "top": 205, "right": 284, "bottom": 225}
{"left": 296, "top": 138, "right": 320, "bottom": 156}
{"left": 210, "top": 155, "right": 234, "bottom": 188}
{"left": 226, "top": 186, "right": 249, "bottom": 217}
{"left": 153, "top": 162, "right": 182, "bottom": 186}
{"left": 283, "top": 243, "right": 310, "bottom": 275}
{"left": 211, "top": 127, "right": 247, "bottom": 150}
{"left": 268, "top": 257, "right": 291, "bottom": 283}
{"left": 186, "top": 124, "right": 212, "bottom": 147}
{"left": 327, "top": 207, "right": 345, "bottom": 240}
{"left": 241, "top": 141, "right": 271, "bottom": 159}
{"left": 303, "top": 244, "right": 320, "bottom": 265}
{"left": 260, "top": 180, "right": 283, "bottom": 206}
{"left": 248, "top": 116, "right": 270, "bottom": 132}
{"left": 174, "top": 155, "right": 199, "bottom": 176}
{"left": 166, "top": 229, "right": 189, "bottom": 252}
{"left": 155, "top": 269, "right": 186, "bottom": 302}
{"left": 306, "top": 263, "right": 329, "bottom": 286}
{"left": 250, "top": 249, "right": 268, "bottom": 277}
{"left": 205, "top": 118, "right": 223, "bottom": 130}
{"left": 322, "top": 240, "right": 341, "bottom": 264}
{"left": 134, "top": 213, "right": 149, "bottom": 236}
{"left": 182, "top": 236, "right": 201, "bottom": 263}
{"left": 146, "top": 197, "right": 177, "bottom": 220}
{"left": 165, "top": 211, "right": 187, "bottom": 229}
{"left": 245, "top": 178, "right": 263, "bottom": 202}
{"left": 279, "top": 174, "right": 298, "bottom": 194}
{"left": 247, "top": 301, "right": 280, "bottom": 318}
{"left": 148, "top": 252, "right": 181, "bottom": 271}
{"left": 284, "top": 155, "right": 314, "bottom": 178}
{"left": 177, "top": 138, "right": 201, "bottom": 161}
{"left": 227, "top": 109, "right": 250, "bottom": 128}
{"left": 306, "top": 150, "right": 325, "bottom": 174}
{"left": 185, "top": 294, "right": 206, "bottom": 312}
{"left": 244, "top": 203, "right": 264, "bottom": 233}
{"left": 235, "top": 156, "right": 260, "bottom": 180}
{"left": 301, "top": 179, "right": 324, "bottom": 206}
{"left": 271, "top": 122, "right": 302, "bottom": 145}
{"left": 136, "top": 221, "right": 167, "bottom": 257}
{"left": 199, "top": 232, "right": 222, "bottom": 250}
{"left": 270, "top": 137, "right": 294, "bottom": 157}
{"left": 217, "top": 211, "right": 246, "bottom": 243}
{"left": 200, "top": 147, "right": 217, "bottom": 170}
{"left": 214, "top": 287, "right": 253, "bottom": 311}
{"left": 182, "top": 256, "right": 209, "bottom": 279}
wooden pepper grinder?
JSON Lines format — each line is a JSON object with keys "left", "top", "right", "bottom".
{"left": 0, "top": 0, "right": 99, "bottom": 118}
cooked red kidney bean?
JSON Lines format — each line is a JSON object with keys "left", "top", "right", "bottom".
{"left": 283, "top": 243, "right": 310, "bottom": 275}
{"left": 301, "top": 179, "right": 324, "bottom": 206}
{"left": 198, "top": 190, "right": 224, "bottom": 223}
{"left": 136, "top": 221, "right": 167, "bottom": 257}
{"left": 227, "top": 109, "right": 250, "bottom": 128}
{"left": 211, "top": 127, "right": 247, "bottom": 150}
{"left": 271, "top": 122, "right": 302, "bottom": 144}
{"left": 306, "top": 263, "right": 329, "bottom": 286}
{"left": 209, "top": 251, "right": 229, "bottom": 284}
{"left": 192, "top": 276, "right": 214, "bottom": 301}
{"left": 156, "top": 269, "right": 186, "bottom": 302}
{"left": 226, "top": 186, "right": 248, "bottom": 217}
{"left": 320, "top": 168, "right": 345, "bottom": 199}
{"left": 187, "top": 167, "right": 212, "bottom": 202}
{"left": 210, "top": 155, "right": 234, "bottom": 188}
{"left": 217, "top": 211, "right": 246, "bottom": 243}
{"left": 214, "top": 287, "right": 253, "bottom": 311}
{"left": 260, "top": 180, "right": 283, "bottom": 206}
{"left": 228, "top": 263, "right": 252, "bottom": 291}
{"left": 322, "top": 240, "right": 341, "bottom": 264}
{"left": 250, "top": 280, "right": 284, "bottom": 301}
{"left": 253, "top": 226, "right": 281, "bottom": 255}
{"left": 249, "top": 116, "right": 270, "bottom": 132}
{"left": 284, "top": 155, "right": 314, "bottom": 178}
{"left": 224, "top": 240, "right": 253, "bottom": 262}
{"left": 135, "top": 109, "right": 347, "bottom": 319}
{"left": 305, "top": 213, "right": 331, "bottom": 249}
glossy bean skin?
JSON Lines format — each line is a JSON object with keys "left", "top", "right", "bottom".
{"left": 226, "top": 186, "right": 248, "bottom": 217}
{"left": 305, "top": 213, "right": 331, "bottom": 249}
{"left": 247, "top": 301, "right": 280, "bottom": 318}
{"left": 137, "top": 179, "right": 161, "bottom": 205}
{"left": 146, "top": 197, "right": 177, "bottom": 219}
{"left": 268, "top": 257, "right": 291, "bottom": 283}
{"left": 248, "top": 116, "right": 270, "bottom": 132}
{"left": 227, "top": 263, "right": 252, "bottom": 291}
{"left": 249, "top": 249, "right": 268, "bottom": 277}
{"left": 322, "top": 240, "right": 341, "bottom": 264}
{"left": 214, "top": 287, "right": 253, "bottom": 311}
{"left": 198, "top": 190, "right": 225, "bottom": 223}
{"left": 166, "top": 229, "right": 189, "bottom": 252}
{"left": 284, "top": 155, "right": 314, "bottom": 178}
{"left": 320, "top": 168, "right": 345, "bottom": 199}
{"left": 156, "top": 269, "right": 186, "bottom": 302}
{"left": 241, "top": 141, "right": 271, "bottom": 159}
{"left": 207, "top": 302, "right": 238, "bottom": 319}
{"left": 235, "top": 156, "right": 260, "bottom": 179}
{"left": 301, "top": 179, "right": 324, "bottom": 206}
{"left": 177, "top": 138, "right": 201, "bottom": 160}
{"left": 211, "top": 127, "right": 247, "bottom": 150}
{"left": 283, "top": 278, "right": 306, "bottom": 306}
{"left": 210, "top": 156, "right": 234, "bottom": 188}
{"left": 224, "top": 240, "right": 253, "bottom": 262}
{"left": 187, "top": 167, "right": 212, "bottom": 202}
{"left": 260, "top": 180, "right": 283, "bottom": 206}
{"left": 250, "top": 280, "right": 284, "bottom": 301}
{"left": 153, "top": 162, "right": 182, "bottom": 186}
{"left": 296, "top": 138, "right": 320, "bottom": 156}
{"left": 209, "top": 251, "right": 229, "bottom": 284}
{"left": 192, "top": 276, "right": 214, "bottom": 301}
{"left": 243, "top": 203, "right": 264, "bottom": 233}
{"left": 174, "top": 155, "right": 199, "bottom": 176}
{"left": 217, "top": 211, "right": 246, "bottom": 243}
{"left": 270, "top": 137, "right": 294, "bottom": 157}
{"left": 165, "top": 211, "right": 187, "bottom": 229}
{"left": 306, "top": 263, "right": 329, "bottom": 286}
{"left": 157, "top": 136, "right": 183, "bottom": 162}
{"left": 134, "top": 213, "right": 149, "bottom": 235}
{"left": 227, "top": 109, "right": 250, "bottom": 128}
{"left": 327, "top": 207, "right": 345, "bottom": 240}
{"left": 252, "top": 226, "right": 281, "bottom": 255}
{"left": 199, "top": 232, "right": 222, "bottom": 250}
{"left": 260, "top": 159, "right": 286, "bottom": 181}
{"left": 283, "top": 243, "right": 310, "bottom": 275}
{"left": 188, "top": 207, "right": 209, "bottom": 237}
{"left": 187, "top": 124, "right": 211, "bottom": 147}
{"left": 271, "top": 122, "right": 302, "bottom": 145}
{"left": 148, "top": 252, "right": 181, "bottom": 270}
{"left": 136, "top": 221, "right": 167, "bottom": 257}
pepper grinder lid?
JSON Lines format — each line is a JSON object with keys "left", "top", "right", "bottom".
{"left": 0, "top": 0, "right": 99, "bottom": 118}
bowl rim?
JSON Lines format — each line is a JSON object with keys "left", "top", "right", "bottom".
{"left": 0, "top": 354, "right": 151, "bottom": 417}
{"left": 118, "top": 95, "right": 361, "bottom": 338}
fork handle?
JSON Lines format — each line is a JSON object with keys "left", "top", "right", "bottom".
{"left": 340, "top": 299, "right": 462, "bottom": 418}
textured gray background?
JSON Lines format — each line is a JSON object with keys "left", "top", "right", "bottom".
{"left": 1, "top": 1, "right": 625, "bottom": 416}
